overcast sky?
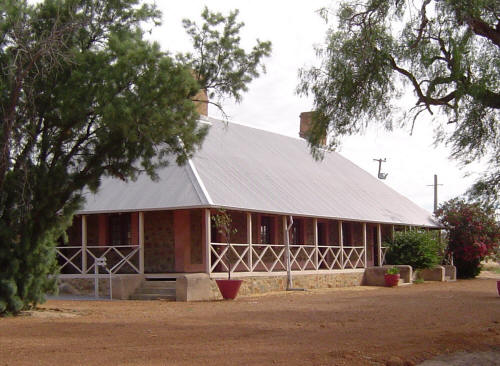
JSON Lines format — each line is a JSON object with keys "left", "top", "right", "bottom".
{"left": 150, "top": 0, "right": 484, "bottom": 213}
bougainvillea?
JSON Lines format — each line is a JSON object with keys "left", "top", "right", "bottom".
{"left": 436, "top": 198, "right": 500, "bottom": 278}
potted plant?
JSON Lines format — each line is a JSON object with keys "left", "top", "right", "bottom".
{"left": 212, "top": 209, "right": 242, "bottom": 300}
{"left": 384, "top": 266, "right": 400, "bottom": 287}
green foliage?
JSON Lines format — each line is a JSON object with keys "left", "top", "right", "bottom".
{"left": 0, "top": 0, "right": 270, "bottom": 315}
{"left": 436, "top": 198, "right": 500, "bottom": 278}
{"left": 298, "top": 0, "right": 500, "bottom": 205}
{"left": 180, "top": 7, "right": 272, "bottom": 110}
{"left": 386, "top": 266, "right": 400, "bottom": 275}
{"left": 384, "top": 231, "right": 442, "bottom": 270}
{"left": 211, "top": 209, "right": 238, "bottom": 279}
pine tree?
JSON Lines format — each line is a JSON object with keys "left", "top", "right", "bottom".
{"left": 0, "top": 0, "right": 271, "bottom": 315}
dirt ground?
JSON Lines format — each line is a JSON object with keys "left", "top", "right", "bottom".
{"left": 1, "top": 278, "right": 499, "bottom": 366}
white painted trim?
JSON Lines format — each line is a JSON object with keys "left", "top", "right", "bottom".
{"left": 377, "top": 224, "right": 382, "bottom": 267}
{"left": 313, "top": 218, "right": 318, "bottom": 269}
{"left": 362, "top": 223, "right": 367, "bottom": 269}
{"left": 204, "top": 208, "right": 211, "bottom": 274}
{"left": 338, "top": 221, "right": 344, "bottom": 269}
{"left": 187, "top": 159, "right": 214, "bottom": 205}
{"left": 81, "top": 215, "right": 87, "bottom": 273}
{"left": 139, "top": 212, "right": 144, "bottom": 274}
{"left": 74, "top": 205, "right": 440, "bottom": 229}
{"left": 247, "top": 212, "right": 252, "bottom": 270}
{"left": 209, "top": 268, "right": 365, "bottom": 279}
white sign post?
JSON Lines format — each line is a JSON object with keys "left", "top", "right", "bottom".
{"left": 94, "top": 257, "right": 107, "bottom": 298}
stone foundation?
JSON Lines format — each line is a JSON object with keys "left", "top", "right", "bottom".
{"left": 209, "top": 271, "right": 365, "bottom": 300}
{"left": 57, "top": 275, "right": 143, "bottom": 299}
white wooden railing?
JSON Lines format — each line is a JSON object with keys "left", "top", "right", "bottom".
{"left": 381, "top": 246, "right": 388, "bottom": 265}
{"left": 55, "top": 245, "right": 140, "bottom": 274}
{"left": 210, "top": 242, "right": 366, "bottom": 274}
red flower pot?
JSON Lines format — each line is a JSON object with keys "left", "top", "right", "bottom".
{"left": 216, "top": 279, "right": 243, "bottom": 300}
{"left": 384, "top": 274, "right": 400, "bottom": 287}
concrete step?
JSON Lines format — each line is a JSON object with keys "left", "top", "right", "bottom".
{"left": 129, "top": 280, "right": 177, "bottom": 301}
{"left": 141, "top": 280, "right": 176, "bottom": 289}
{"left": 129, "top": 293, "right": 176, "bottom": 301}
{"left": 134, "top": 287, "right": 176, "bottom": 296}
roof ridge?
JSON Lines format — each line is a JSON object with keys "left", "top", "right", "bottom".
{"left": 186, "top": 158, "right": 213, "bottom": 205}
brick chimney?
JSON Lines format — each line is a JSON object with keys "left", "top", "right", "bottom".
{"left": 193, "top": 88, "right": 208, "bottom": 117}
{"left": 299, "top": 111, "right": 313, "bottom": 139}
{"left": 299, "top": 111, "right": 326, "bottom": 145}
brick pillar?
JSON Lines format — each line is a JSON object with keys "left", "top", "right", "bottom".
{"left": 130, "top": 212, "right": 139, "bottom": 245}
{"left": 174, "top": 210, "right": 190, "bottom": 272}
{"left": 98, "top": 214, "right": 108, "bottom": 246}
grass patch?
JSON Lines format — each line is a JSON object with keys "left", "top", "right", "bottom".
{"left": 482, "top": 265, "right": 500, "bottom": 274}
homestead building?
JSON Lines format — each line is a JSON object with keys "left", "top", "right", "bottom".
{"left": 57, "top": 112, "right": 439, "bottom": 300}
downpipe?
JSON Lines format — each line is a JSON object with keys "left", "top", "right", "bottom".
{"left": 285, "top": 215, "right": 305, "bottom": 292}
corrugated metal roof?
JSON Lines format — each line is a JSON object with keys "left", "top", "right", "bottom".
{"left": 80, "top": 156, "right": 209, "bottom": 213}
{"left": 79, "top": 116, "right": 438, "bottom": 227}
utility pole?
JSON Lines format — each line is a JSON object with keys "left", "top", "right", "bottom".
{"left": 427, "top": 174, "right": 443, "bottom": 213}
{"left": 373, "top": 158, "right": 388, "bottom": 179}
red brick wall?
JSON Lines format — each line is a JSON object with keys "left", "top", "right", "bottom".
{"left": 67, "top": 216, "right": 82, "bottom": 245}
{"left": 229, "top": 210, "right": 247, "bottom": 244}
{"left": 304, "top": 218, "right": 314, "bottom": 245}
{"left": 87, "top": 215, "right": 99, "bottom": 245}
{"left": 190, "top": 209, "right": 203, "bottom": 265}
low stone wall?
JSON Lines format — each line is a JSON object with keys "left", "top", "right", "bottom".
{"left": 364, "top": 265, "right": 412, "bottom": 286}
{"left": 208, "top": 271, "right": 365, "bottom": 300}
{"left": 57, "top": 275, "right": 143, "bottom": 299}
{"left": 419, "top": 266, "right": 445, "bottom": 281}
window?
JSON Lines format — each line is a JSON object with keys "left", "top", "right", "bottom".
{"left": 109, "top": 214, "right": 130, "bottom": 245}
{"left": 291, "top": 219, "right": 303, "bottom": 245}
{"left": 260, "top": 216, "right": 273, "bottom": 244}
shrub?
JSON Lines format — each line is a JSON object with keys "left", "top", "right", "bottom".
{"left": 436, "top": 198, "right": 500, "bottom": 279}
{"left": 384, "top": 231, "right": 442, "bottom": 270}
{"left": 386, "top": 266, "right": 400, "bottom": 275}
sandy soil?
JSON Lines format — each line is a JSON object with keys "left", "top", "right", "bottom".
{"left": 0, "top": 278, "right": 499, "bottom": 366}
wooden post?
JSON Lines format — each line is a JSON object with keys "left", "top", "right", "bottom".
{"left": 247, "top": 212, "right": 252, "bottom": 272}
{"left": 81, "top": 215, "right": 87, "bottom": 274}
{"left": 282, "top": 216, "right": 287, "bottom": 243}
{"left": 362, "top": 222, "right": 367, "bottom": 268}
{"left": 139, "top": 212, "right": 144, "bottom": 274}
{"left": 205, "top": 209, "right": 211, "bottom": 274}
{"left": 391, "top": 225, "right": 395, "bottom": 240}
{"left": 377, "top": 223, "right": 382, "bottom": 267}
{"left": 313, "top": 218, "right": 318, "bottom": 270}
{"left": 338, "top": 221, "right": 344, "bottom": 269}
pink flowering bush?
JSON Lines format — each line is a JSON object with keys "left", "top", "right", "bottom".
{"left": 436, "top": 199, "right": 499, "bottom": 278}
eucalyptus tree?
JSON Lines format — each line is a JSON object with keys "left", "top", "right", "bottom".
{"left": 298, "top": 0, "right": 499, "bottom": 208}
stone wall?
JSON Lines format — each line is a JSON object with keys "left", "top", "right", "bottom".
{"left": 144, "top": 210, "right": 175, "bottom": 272}
{"left": 58, "top": 277, "right": 111, "bottom": 297}
{"left": 58, "top": 275, "right": 143, "bottom": 299}
{"left": 208, "top": 271, "right": 365, "bottom": 300}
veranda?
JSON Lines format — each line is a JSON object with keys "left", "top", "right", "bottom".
{"left": 56, "top": 208, "right": 422, "bottom": 279}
